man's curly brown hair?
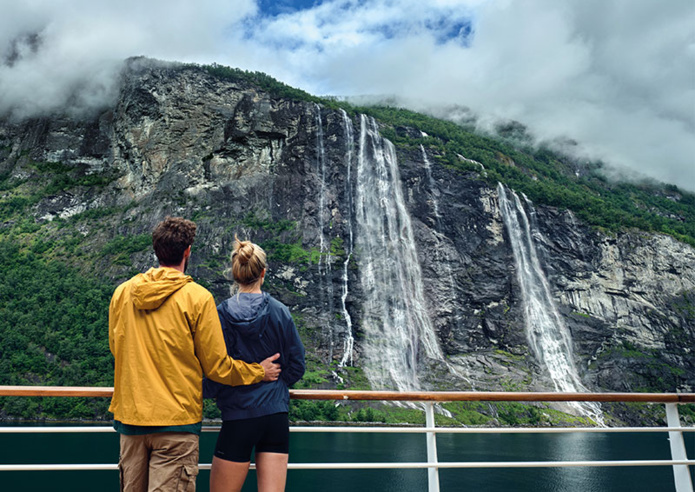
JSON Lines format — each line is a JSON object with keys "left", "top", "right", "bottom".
{"left": 152, "top": 217, "right": 197, "bottom": 266}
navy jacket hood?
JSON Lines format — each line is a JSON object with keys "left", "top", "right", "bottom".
{"left": 218, "top": 293, "right": 269, "bottom": 339}
{"left": 204, "top": 292, "right": 306, "bottom": 420}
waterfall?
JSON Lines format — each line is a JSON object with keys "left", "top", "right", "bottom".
{"left": 421, "top": 145, "right": 442, "bottom": 226}
{"left": 315, "top": 104, "right": 329, "bottom": 270}
{"left": 497, "top": 183, "right": 602, "bottom": 422}
{"left": 355, "top": 115, "right": 442, "bottom": 391}
{"left": 339, "top": 109, "right": 355, "bottom": 367}
{"left": 314, "top": 105, "right": 335, "bottom": 358}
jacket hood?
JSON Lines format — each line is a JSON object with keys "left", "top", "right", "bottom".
{"left": 131, "top": 267, "right": 192, "bottom": 310}
{"left": 219, "top": 293, "right": 270, "bottom": 339}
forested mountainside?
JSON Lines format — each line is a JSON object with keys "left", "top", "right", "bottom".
{"left": 1, "top": 58, "right": 693, "bottom": 425}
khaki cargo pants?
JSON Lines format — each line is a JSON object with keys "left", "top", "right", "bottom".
{"left": 119, "top": 432, "right": 199, "bottom": 492}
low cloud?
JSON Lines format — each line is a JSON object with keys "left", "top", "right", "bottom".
{"left": 0, "top": 0, "right": 256, "bottom": 118}
{"left": 238, "top": 0, "right": 695, "bottom": 190}
{"left": 2, "top": 0, "right": 693, "bottom": 190}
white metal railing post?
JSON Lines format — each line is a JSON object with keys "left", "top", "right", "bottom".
{"left": 665, "top": 403, "right": 693, "bottom": 492}
{"left": 425, "top": 402, "right": 440, "bottom": 492}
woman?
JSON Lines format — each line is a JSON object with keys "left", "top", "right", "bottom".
{"left": 205, "top": 237, "right": 306, "bottom": 492}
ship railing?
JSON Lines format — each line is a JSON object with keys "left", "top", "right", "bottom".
{"left": 0, "top": 387, "right": 693, "bottom": 492}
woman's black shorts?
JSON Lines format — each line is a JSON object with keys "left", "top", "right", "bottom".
{"left": 213, "top": 412, "right": 289, "bottom": 463}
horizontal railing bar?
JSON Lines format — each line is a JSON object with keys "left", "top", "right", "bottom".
{"left": 0, "top": 386, "right": 115, "bottom": 397}
{"left": 289, "top": 426, "right": 695, "bottom": 434}
{"left": 288, "top": 460, "right": 695, "bottom": 470}
{"left": 1, "top": 460, "right": 694, "bottom": 472}
{"left": 290, "top": 390, "right": 695, "bottom": 403}
{"left": 0, "top": 464, "right": 118, "bottom": 471}
{"left": 0, "top": 427, "right": 117, "bottom": 433}
{"left": 287, "top": 460, "right": 695, "bottom": 470}
{"left": 0, "top": 386, "right": 693, "bottom": 403}
{"left": 1, "top": 426, "right": 692, "bottom": 434}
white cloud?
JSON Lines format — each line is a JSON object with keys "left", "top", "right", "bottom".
{"left": 232, "top": 0, "right": 695, "bottom": 190}
{"left": 0, "top": 0, "right": 256, "bottom": 117}
{"left": 1, "top": 0, "right": 693, "bottom": 190}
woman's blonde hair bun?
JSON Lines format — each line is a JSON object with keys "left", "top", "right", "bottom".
{"left": 231, "top": 235, "right": 267, "bottom": 287}
{"left": 234, "top": 239, "right": 256, "bottom": 265}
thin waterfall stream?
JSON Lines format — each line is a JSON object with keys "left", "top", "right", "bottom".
{"left": 421, "top": 144, "right": 442, "bottom": 224}
{"left": 314, "top": 105, "right": 335, "bottom": 359}
{"left": 315, "top": 104, "right": 328, "bottom": 263}
{"left": 339, "top": 109, "right": 355, "bottom": 367}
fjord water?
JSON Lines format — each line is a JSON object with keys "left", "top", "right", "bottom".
{"left": 1, "top": 426, "right": 692, "bottom": 491}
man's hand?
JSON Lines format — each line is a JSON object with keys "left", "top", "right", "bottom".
{"left": 261, "top": 353, "right": 281, "bottom": 381}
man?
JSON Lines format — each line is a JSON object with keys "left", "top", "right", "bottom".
{"left": 109, "top": 216, "right": 281, "bottom": 491}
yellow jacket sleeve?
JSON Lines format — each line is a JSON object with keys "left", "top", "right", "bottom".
{"left": 193, "top": 294, "right": 265, "bottom": 386}
{"left": 108, "top": 283, "right": 124, "bottom": 357}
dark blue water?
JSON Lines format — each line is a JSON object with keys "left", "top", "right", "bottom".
{"left": 0, "top": 426, "right": 692, "bottom": 491}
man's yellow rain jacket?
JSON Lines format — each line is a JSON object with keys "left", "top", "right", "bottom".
{"left": 108, "top": 267, "right": 265, "bottom": 426}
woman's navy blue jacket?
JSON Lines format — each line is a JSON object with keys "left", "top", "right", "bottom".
{"left": 203, "top": 292, "right": 306, "bottom": 420}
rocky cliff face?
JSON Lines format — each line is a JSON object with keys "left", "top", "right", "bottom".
{"left": 1, "top": 60, "right": 693, "bottom": 422}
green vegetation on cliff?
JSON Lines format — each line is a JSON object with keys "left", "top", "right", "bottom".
{"left": 0, "top": 241, "right": 114, "bottom": 419}
{"left": 200, "top": 63, "right": 349, "bottom": 112}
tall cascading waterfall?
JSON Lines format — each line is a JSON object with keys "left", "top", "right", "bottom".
{"left": 497, "top": 183, "right": 602, "bottom": 422}
{"left": 314, "top": 105, "right": 335, "bottom": 358}
{"left": 355, "top": 115, "right": 443, "bottom": 391}
{"left": 339, "top": 109, "right": 355, "bottom": 367}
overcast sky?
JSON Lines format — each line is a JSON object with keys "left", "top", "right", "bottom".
{"left": 1, "top": 0, "right": 693, "bottom": 190}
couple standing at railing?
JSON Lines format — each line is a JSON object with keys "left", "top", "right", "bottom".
{"left": 109, "top": 217, "right": 306, "bottom": 492}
